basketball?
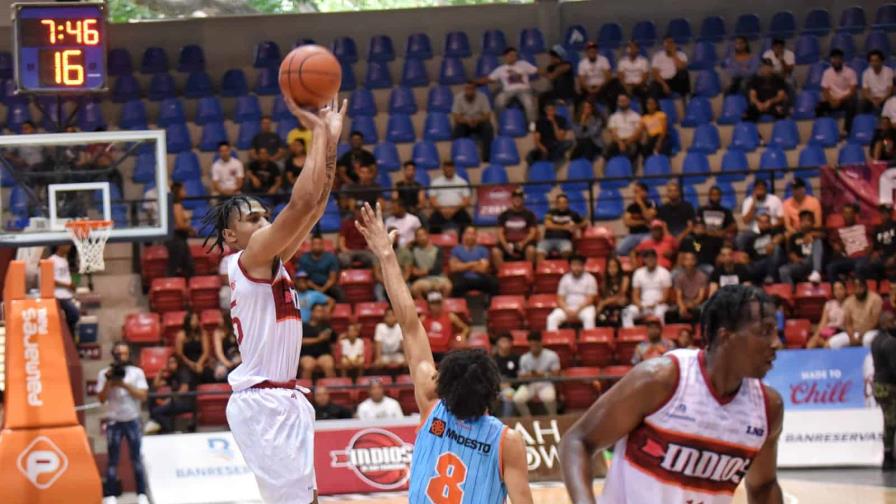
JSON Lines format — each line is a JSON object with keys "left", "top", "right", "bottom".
{"left": 278, "top": 45, "right": 342, "bottom": 108}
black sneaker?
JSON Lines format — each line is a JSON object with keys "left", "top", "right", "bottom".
{"left": 882, "top": 453, "right": 895, "bottom": 471}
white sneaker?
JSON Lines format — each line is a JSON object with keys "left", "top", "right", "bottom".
{"left": 102, "top": 497, "right": 118, "bottom": 504}
{"left": 137, "top": 494, "right": 151, "bottom": 504}
{"left": 143, "top": 420, "right": 161, "bottom": 434}
{"left": 808, "top": 271, "right": 822, "bottom": 283}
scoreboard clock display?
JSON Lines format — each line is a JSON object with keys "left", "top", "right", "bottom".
{"left": 13, "top": 2, "right": 107, "bottom": 93}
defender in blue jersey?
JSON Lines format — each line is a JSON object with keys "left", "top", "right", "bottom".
{"left": 355, "top": 203, "right": 533, "bottom": 504}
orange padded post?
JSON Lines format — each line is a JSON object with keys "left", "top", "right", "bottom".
{"left": 39, "top": 259, "right": 54, "bottom": 300}
{"left": 0, "top": 260, "right": 102, "bottom": 503}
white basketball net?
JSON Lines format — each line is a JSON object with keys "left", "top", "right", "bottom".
{"left": 66, "top": 221, "right": 113, "bottom": 273}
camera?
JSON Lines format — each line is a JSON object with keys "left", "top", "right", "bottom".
{"left": 107, "top": 363, "right": 127, "bottom": 380}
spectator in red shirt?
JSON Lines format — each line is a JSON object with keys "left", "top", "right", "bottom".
{"left": 421, "top": 291, "right": 469, "bottom": 360}
{"left": 337, "top": 208, "right": 375, "bottom": 268}
{"left": 826, "top": 203, "right": 871, "bottom": 282}
{"left": 634, "top": 220, "right": 678, "bottom": 269}
{"left": 492, "top": 188, "right": 538, "bottom": 268}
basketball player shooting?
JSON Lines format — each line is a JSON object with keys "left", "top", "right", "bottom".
{"left": 354, "top": 203, "right": 533, "bottom": 504}
{"left": 559, "top": 285, "right": 784, "bottom": 504}
{"left": 201, "top": 96, "right": 346, "bottom": 504}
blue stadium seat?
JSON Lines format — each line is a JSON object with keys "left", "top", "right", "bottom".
{"left": 848, "top": 53, "right": 868, "bottom": 73}
{"left": 797, "top": 144, "right": 827, "bottom": 177}
{"left": 730, "top": 122, "right": 760, "bottom": 151}
{"left": 715, "top": 182, "right": 738, "bottom": 209}
{"left": 489, "top": 136, "right": 520, "bottom": 165}
{"left": 165, "top": 123, "right": 191, "bottom": 154}
{"left": 527, "top": 192, "right": 550, "bottom": 221}
{"left": 271, "top": 95, "right": 292, "bottom": 121}
{"left": 234, "top": 95, "right": 261, "bottom": 123}
{"left": 400, "top": 58, "right": 429, "bottom": 87}
{"left": 199, "top": 122, "right": 228, "bottom": 152}
{"left": 452, "top": 138, "right": 481, "bottom": 167}
{"left": 182, "top": 179, "right": 209, "bottom": 212}
{"left": 348, "top": 88, "right": 376, "bottom": 117}
{"left": 77, "top": 101, "right": 106, "bottom": 131}
{"left": 666, "top": 127, "right": 682, "bottom": 156}
{"left": 598, "top": 22, "right": 624, "bottom": 49}
{"left": 793, "top": 90, "right": 819, "bottom": 120}
{"left": 694, "top": 70, "right": 722, "bottom": 97}
{"left": 0, "top": 53, "right": 10, "bottom": 81}
{"left": 481, "top": 164, "right": 509, "bottom": 184}
{"left": 803, "top": 9, "right": 832, "bottom": 36}
{"left": 423, "top": 112, "right": 452, "bottom": 141}
{"left": 368, "top": 35, "right": 395, "bottom": 62}
{"left": 734, "top": 14, "right": 761, "bottom": 40}
{"left": 253, "top": 41, "right": 281, "bottom": 68}
{"left": 133, "top": 152, "right": 156, "bottom": 184}
{"left": 499, "top": 108, "right": 527, "bottom": 138}
{"left": 795, "top": 34, "right": 821, "bottom": 65}
{"left": 147, "top": 73, "right": 176, "bottom": 101}
{"left": 276, "top": 117, "right": 298, "bottom": 143}
{"left": 803, "top": 61, "right": 828, "bottom": 91}
{"left": 681, "top": 97, "right": 713, "bottom": 127}
{"left": 140, "top": 47, "right": 168, "bottom": 74}
{"left": 666, "top": 18, "right": 692, "bottom": 44}
{"left": 563, "top": 25, "right": 589, "bottom": 52}
{"left": 482, "top": 29, "right": 508, "bottom": 55}
{"left": 603, "top": 156, "right": 633, "bottom": 189}
{"left": 838, "top": 6, "right": 866, "bottom": 34}
{"left": 406, "top": 33, "right": 433, "bottom": 60}
{"left": 632, "top": 21, "right": 657, "bottom": 48}
{"left": 850, "top": 114, "right": 877, "bottom": 145}
{"left": 374, "top": 142, "right": 401, "bottom": 172}
{"left": 445, "top": 31, "right": 471, "bottom": 58}
{"left": 157, "top": 98, "right": 186, "bottom": 127}
{"left": 220, "top": 69, "right": 249, "bottom": 97}
{"left": 682, "top": 151, "right": 711, "bottom": 184}
{"left": 108, "top": 48, "right": 133, "bottom": 76}
{"left": 332, "top": 37, "right": 358, "bottom": 64}
{"left": 412, "top": 141, "right": 440, "bottom": 170}
{"left": 319, "top": 199, "right": 342, "bottom": 233}
{"left": 119, "top": 100, "right": 148, "bottom": 130}
{"left": 718, "top": 94, "right": 747, "bottom": 124}
{"left": 177, "top": 44, "right": 205, "bottom": 73}
{"left": 439, "top": 57, "right": 467, "bottom": 85}
{"left": 830, "top": 32, "right": 856, "bottom": 60}
{"left": 689, "top": 41, "right": 718, "bottom": 70}
{"left": 386, "top": 114, "right": 416, "bottom": 143}
{"left": 659, "top": 98, "right": 679, "bottom": 124}
{"left": 236, "top": 120, "right": 260, "bottom": 150}
{"left": 682, "top": 185, "right": 700, "bottom": 208}
{"left": 594, "top": 189, "right": 624, "bottom": 220}
{"left": 9, "top": 185, "right": 30, "bottom": 224}
{"left": 476, "top": 54, "right": 499, "bottom": 78}
{"left": 865, "top": 30, "right": 891, "bottom": 54}
{"left": 561, "top": 158, "right": 593, "bottom": 192}
{"left": 111, "top": 74, "right": 141, "bottom": 103}
{"left": 837, "top": 143, "right": 866, "bottom": 165}
{"left": 340, "top": 62, "right": 357, "bottom": 92}
{"left": 337, "top": 143, "right": 351, "bottom": 159}
{"left": 809, "top": 117, "right": 839, "bottom": 147}
{"left": 690, "top": 124, "right": 721, "bottom": 153}
{"left": 184, "top": 71, "right": 214, "bottom": 98}
{"left": 770, "top": 119, "right": 800, "bottom": 150}
{"left": 526, "top": 161, "right": 555, "bottom": 196}
{"left": 351, "top": 116, "right": 378, "bottom": 144}
{"left": 36, "top": 96, "right": 59, "bottom": 131}
{"left": 719, "top": 149, "right": 749, "bottom": 182}
{"left": 519, "top": 28, "right": 546, "bottom": 54}
{"left": 759, "top": 147, "right": 788, "bottom": 177}
{"left": 389, "top": 86, "right": 418, "bottom": 115}
{"left": 698, "top": 16, "right": 726, "bottom": 42}
{"left": 874, "top": 4, "right": 896, "bottom": 31}
{"left": 365, "top": 61, "right": 393, "bottom": 89}
{"left": 253, "top": 67, "right": 280, "bottom": 95}
{"left": 643, "top": 155, "right": 671, "bottom": 187}
{"left": 427, "top": 85, "right": 454, "bottom": 113}
{"left": 770, "top": 11, "right": 797, "bottom": 38}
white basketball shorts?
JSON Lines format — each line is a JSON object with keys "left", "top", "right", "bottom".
{"left": 226, "top": 388, "right": 317, "bottom": 504}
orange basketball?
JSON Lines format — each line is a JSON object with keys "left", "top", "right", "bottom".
{"left": 278, "top": 45, "right": 342, "bottom": 108}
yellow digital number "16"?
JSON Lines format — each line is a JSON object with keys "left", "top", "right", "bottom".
{"left": 54, "top": 50, "right": 84, "bottom": 85}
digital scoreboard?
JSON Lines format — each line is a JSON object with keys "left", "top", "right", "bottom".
{"left": 13, "top": 2, "right": 107, "bottom": 93}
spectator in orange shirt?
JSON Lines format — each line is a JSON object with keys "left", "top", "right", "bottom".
{"left": 782, "top": 178, "right": 822, "bottom": 235}
{"left": 634, "top": 220, "right": 678, "bottom": 269}
{"left": 631, "top": 315, "right": 675, "bottom": 364}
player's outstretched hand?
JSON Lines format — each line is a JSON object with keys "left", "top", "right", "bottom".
{"left": 321, "top": 97, "right": 348, "bottom": 144}
{"left": 285, "top": 95, "right": 325, "bottom": 132}
{"left": 355, "top": 202, "right": 397, "bottom": 258}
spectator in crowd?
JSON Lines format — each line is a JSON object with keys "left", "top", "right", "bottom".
{"left": 885, "top": 94, "right": 896, "bottom": 125}
{"left": 862, "top": 204, "right": 896, "bottom": 281}
{"left": 282, "top": 138, "right": 307, "bottom": 187}
{"left": 210, "top": 313, "right": 240, "bottom": 382}
{"left": 357, "top": 380, "right": 404, "bottom": 420}
{"left": 807, "top": 280, "right": 848, "bottom": 348}
{"left": 816, "top": 49, "right": 858, "bottom": 134}
{"left": 666, "top": 251, "right": 709, "bottom": 323}
{"left": 631, "top": 315, "right": 676, "bottom": 364}
{"left": 538, "top": 193, "right": 585, "bottom": 260}
{"left": 780, "top": 210, "right": 824, "bottom": 285}
{"left": 493, "top": 188, "right": 538, "bottom": 267}
{"left": 605, "top": 94, "right": 642, "bottom": 162}
{"left": 97, "top": 342, "right": 149, "bottom": 503}
{"left": 513, "top": 331, "right": 560, "bottom": 416}
{"left": 49, "top": 245, "right": 80, "bottom": 336}
{"left": 407, "top": 227, "right": 452, "bottom": 298}
{"left": 449, "top": 226, "right": 499, "bottom": 297}
{"left": 428, "top": 161, "right": 472, "bottom": 234}
{"left": 298, "top": 235, "right": 344, "bottom": 301}
{"left": 175, "top": 311, "right": 210, "bottom": 383}
{"left": 885, "top": 288, "right": 896, "bottom": 317}
{"left": 373, "top": 307, "right": 406, "bottom": 369}
{"left": 677, "top": 327, "right": 698, "bottom": 349}
{"left": 782, "top": 178, "right": 822, "bottom": 236}
{"left": 338, "top": 207, "right": 375, "bottom": 268}
{"left": 313, "top": 385, "right": 352, "bottom": 420}
{"left": 650, "top": 37, "right": 691, "bottom": 98}
{"left": 338, "top": 322, "right": 365, "bottom": 379}
{"left": 5, "top": 121, "right": 48, "bottom": 171}
{"left": 597, "top": 256, "right": 630, "bottom": 326}
{"left": 623, "top": 249, "right": 672, "bottom": 327}
{"left": 870, "top": 311, "right": 896, "bottom": 470}
{"left": 394, "top": 161, "right": 427, "bottom": 217}
{"left": 295, "top": 271, "right": 333, "bottom": 322}
{"left": 249, "top": 115, "right": 285, "bottom": 163}
{"left": 384, "top": 199, "right": 422, "bottom": 248}
{"left": 210, "top": 141, "right": 244, "bottom": 197}
{"left": 617, "top": 181, "right": 657, "bottom": 255}
{"left": 736, "top": 179, "right": 783, "bottom": 252}
{"left": 745, "top": 213, "right": 785, "bottom": 284}
{"left": 829, "top": 274, "right": 883, "bottom": 348}
{"left": 826, "top": 202, "right": 871, "bottom": 282}
{"left": 679, "top": 217, "right": 723, "bottom": 276}
{"left": 300, "top": 303, "right": 337, "bottom": 379}
{"left": 546, "top": 254, "right": 598, "bottom": 330}
{"left": 422, "top": 291, "right": 469, "bottom": 358}
{"left": 452, "top": 81, "right": 494, "bottom": 162}
{"left": 570, "top": 100, "right": 605, "bottom": 161}
{"left": 492, "top": 332, "right": 520, "bottom": 417}
{"left": 577, "top": 41, "right": 613, "bottom": 109}
{"left": 762, "top": 39, "right": 795, "bottom": 83}
{"left": 745, "top": 59, "right": 790, "bottom": 121}
{"left": 286, "top": 122, "right": 312, "bottom": 148}
{"left": 166, "top": 182, "right": 195, "bottom": 278}
{"left": 246, "top": 147, "right": 282, "bottom": 195}
{"left": 373, "top": 236, "right": 413, "bottom": 302}
{"left": 147, "top": 355, "right": 195, "bottom": 435}
{"left": 541, "top": 48, "right": 576, "bottom": 107}
{"left": 723, "top": 36, "right": 758, "bottom": 95}
{"left": 872, "top": 117, "right": 896, "bottom": 162}
{"left": 657, "top": 181, "right": 695, "bottom": 241}
{"left": 861, "top": 50, "right": 894, "bottom": 115}
{"left": 634, "top": 220, "right": 678, "bottom": 270}
{"left": 698, "top": 185, "right": 737, "bottom": 239}
{"left": 639, "top": 97, "right": 669, "bottom": 157}
{"left": 617, "top": 41, "right": 650, "bottom": 108}
{"left": 483, "top": 47, "right": 539, "bottom": 125}
{"left": 341, "top": 164, "right": 384, "bottom": 211}
{"left": 527, "top": 102, "right": 573, "bottom": 164}
{"left": 336, "top": 131, "right": 376, "bottom": 186}
{"left": 709, "top": 244, "right": 751, "bottom": 295}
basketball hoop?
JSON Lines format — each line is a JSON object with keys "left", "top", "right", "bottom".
{"left": 65, "top": 220, "right": 113, "bottom": 273}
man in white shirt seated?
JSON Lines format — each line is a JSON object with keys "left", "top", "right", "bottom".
{"left": 735, "top": 179, "right": 784, "bottom": 252}
{"left": 617, "top": 41, "right": 651, "bottom": 108}
{"left": 605, "top": 94, "right": 642, "bottom": 162}
{"left": 762, "top": 39, "right": 795, "bottom": 82}
{"left": 428, "top": 160, "right": 472, "bottom": 234}
{"left": 861, "top": 50, "right": 894, "bottom": 115}
{"left": 577, "top": 41, "right": 613, "bottom": 109}
{"left": 356, "top": 379, "right": 404, "bottom": 420}
{"left": 546, "top": 255, "right": 598, "bottom": 330}
{"left": 816, "top": 49, "right": 858, "bottom": 134}
{"left": 210, "top": 141, "right": 244, "bottom": 197}
{"left": 622, "top": 249, "right": 672, "bottom": 327}
{"left": 649, "top": 36, "right": 691, "bottom": 98}
{"left": 481, "top": 47, "right": 540, "bottom": 125}
{"left": 384, "top": 199, "right": 422, "bottom": 248}
{"left": 513, "top": 331, "right": 561, "bottom": 416}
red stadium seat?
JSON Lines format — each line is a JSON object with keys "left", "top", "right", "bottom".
{"left": 200, "top": 309, "right": 223, "bottom": 332}
{"left": 190, "top": 244, "right": 219, "bottom": 276}
{"left": 150, "top": 277, "right": 188, "bottom": 313}
{"left": 415, "top": 299, "right": 429, "bottom": 316}
{"left": 393, "top": 374, "right": 419, "bottom": 413}
{"left": 543, "top": 329, "right": 576, "bottom": 368}
{"left": 356, "top": 375, "right": 394, "bottom": 403}
{"left": 161, "top": 310, "right": 187, "bottom": 345}
{"left": 880, "top": 280, "right": 892, "bottom": 295}
{"left": 847, "top": 279, "right": 878, "bottom": 295}
{"left": 784, "top": 319, "right": 811, "bottom": 348}
{"left": 763, "top": 283, "right": 794, "bottom": 312}
{"left": 189, "top": 275, "right": 221, "bottom": 311}
{"left": 466, "top": 331, "right": 492, "bottom": 352}
{"left": 616, "top": 327, "right": 647, "bottom": 364}
{"left": 196, "top": 383, "right": 231, "bottom": 425}
{"left": 141, "top": 245, "right": 168, "bottom": 286}
{"left": 139, "top": 346, "right": 173, "bottom": 380}
{"left": 122, "top": 312, "right": 161, "bottom": 344}
{"left": 526, "top": 294, "right": 557, "bottom": 330}
{"left": 497, "top": 261, "right": 533, "bottom": 295}
{"left": 317, "top": 377, "right": 355, "bottom": 408}
{"left": 561, "top": 367, "right": 601, "bottom": 409}
{"left": 794, "top": 282, "right": 832, "bottom": 322}
{"left": 443, "top": 297, "right": 471, "bottom": 323}
{"left": 584, "top": 257, "right": 606, "bottom": 278}
{"left": 534, "top": 259, "right": 570, "bottom": 294}
{"left": 575, "top": 226, "right": 615, "bottom": 257}
{"left": 355, "top": 301, "right": 388, "bottom": 339}
{"left": 578, "top": 328, "right": 615, "bottom": 367}
{"left": 601, "top": 365, "right": 632, "bottom": 390}
{"left": 510, "top": 330, "right": 530, "bottom": 354}
{"left": 662, "top": 323, "right": 692, "bottom": 343}
{"left": 429, "top": 233, "right": 459, "bottom": 268}
{"left": 330, "top": 303, "right": 353, "bottom": 335}
{"left": 339, "top": 269, "right": 375, "bottom": 303}
{"left": 476, "top": 230, "right": 498, "bottom": 248}
{"left": 487, "top": 295, "right": 526, "bottom": 332}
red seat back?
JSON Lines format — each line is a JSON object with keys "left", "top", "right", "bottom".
{"left": 390, "top": 375, "right": 418, "bottom": 413}
{"left": 794, "top": 282, "right": 832, "bottom": 321}
{"left": 317, "top": 377, "right": 355, "bottom": 407}
{"left": 561, "top": 367, "right": 601, "bottom": 409}
{"left": 526, "top": 294, "right": 558, "bottom": 329}
{"left": 200, "top": 309, "right": 223, "bottom": 332}
{"left": 355, "top": 301, "right": 388, "bottom": 338}
{"left": 443, "top": 298, "right": 471, "bottom": 322}
{"left": 161, "top": 310, "right": 187, "bottom": 345}
{"left": 196, "top": 383, "right": 231, "bottom": 425}
{"left": 329, "top": 303, "right": 353, "bottom": 335}
{"left": 784, "top": 319, "right": 811, "bottom": 348}
{"left": 543, "top": 329, "right": 576, "bottom": 368}
{"left": 616, "top": 327, "right": 647, "bottom": 364}
{"left": 534, "top": 260, "right": 570, "bottom": 294}
{"left": 139, "top": 346, "right": 173, "bottom": 379}
{"left": 578, "top": 328, "right": 615, "bottom": 367}
{"left": 339, "top": 269, "right": 375, "bottom": 303}
{"left": 122, "top": 312, "right": 161, "bottom": 344}
{"left": 575, "top": 226, "right": 615, "bottom": 257}
{"left": 497, "top": 262, "right": 534, "bottom": 295}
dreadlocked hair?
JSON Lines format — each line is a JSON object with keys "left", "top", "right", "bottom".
{"left": 437, "top": 348, "right": 501, "bottom": 420}
{"left": 700, "top": 284, "right": 771, "bottom": 349}
{"left": 201, "top": 195, "right": 265, "bottom": 253}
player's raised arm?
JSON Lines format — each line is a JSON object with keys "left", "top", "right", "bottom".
{"left": 745, "top": 386, "right": 784, "bottom": 504}
{"left": 355, "top": 203, "right": 438, "bottom": 413}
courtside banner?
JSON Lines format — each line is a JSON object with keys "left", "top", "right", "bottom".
{"left": 763, "top": 347, "right": 870, "bottom": 410}
{"left": 777, "top": 409, "right": 883, "bottom": 467}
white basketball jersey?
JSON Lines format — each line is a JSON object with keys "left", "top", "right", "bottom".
{"left": 600, "top": 349, "right": 770, "bottom": 504}
{"left": 227, "top": 251, "right": 303, "bottom": 391}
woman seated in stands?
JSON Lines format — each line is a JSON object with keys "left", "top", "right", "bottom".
{"left": 145, "top": 355, "right": 196, "bottom": 434}
{"left": 373, "top": 307, "right": 406, "bottom": 369}
{"left": 175, "top": 311, "right": 211, "bottom": 383}
{"left": 639, "top": 97, "right": 669, "bottom": 157}
{"left": 807, "top": 280, "right": 848, "bottom": 348}
{"left": 596, "top": 256, "right": 630, "bottom": 326}
{"left": 210, "top": 312, "right": 241, "bottom": 382}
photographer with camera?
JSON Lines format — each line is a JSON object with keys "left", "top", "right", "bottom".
{"left": 97, "top": 342, "right": 149, "bottom": 504}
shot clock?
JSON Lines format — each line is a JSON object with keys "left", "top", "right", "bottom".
{"left": 13, "top": 3, "right": 107, "bottom": 93}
